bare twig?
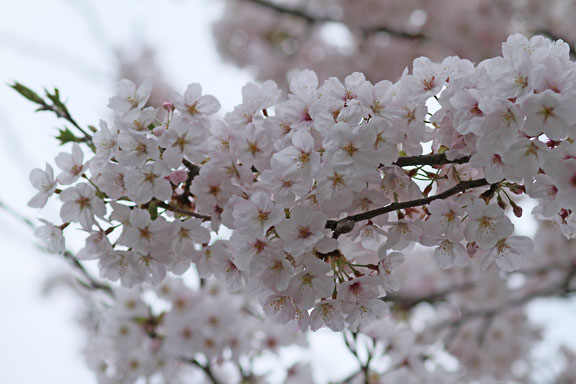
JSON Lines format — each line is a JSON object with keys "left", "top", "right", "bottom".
{"left": 186, "top": 359, "right": 221, "bottom": 384}
{"left": 242, "top": 0, "right": 425, "bottom": 39}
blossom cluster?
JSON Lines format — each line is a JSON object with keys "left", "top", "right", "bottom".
{"left": 80, "top": 278, "right": 307, "bottom": 383}
{"left": 213, "top": 0, "right": 576, "bottom": 85}
{"left": 30, "top": 34, "right": 576, "bottom": 336}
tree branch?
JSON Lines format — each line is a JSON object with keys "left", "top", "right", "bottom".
{"left": 392, "top": 154, "right": 470, "bottom": 168}
{"left": 326, "top": 178, "right": 491, "bottom": 237}
{"left": 156, "top": 201, "right": 211, "bottom": 221}
{"left": 187, "top": 359, "right": 221, "bottom": 384}
{"left": 63, "top": 251, "right": 114, "bottom": 296}
{"left": 179, "top": 159, "right": 201, "bottom": 206}
{"left": 0, "top": 199, "right": 113, "bottom": 295}
{"left": 433, "top": 264, "right": 576, "bottom": 333}
{"left": 242, "top": 0, "right": 424, "bottom": 39}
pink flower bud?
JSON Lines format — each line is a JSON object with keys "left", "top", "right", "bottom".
{"left": 169, "top": 169, "right": 188, "bottom": 185}
{"left": 162, "top": 101, "right": 175, "bottom": 112}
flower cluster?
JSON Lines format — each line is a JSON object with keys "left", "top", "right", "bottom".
{"left": 80, "top": 278, "right": 307, "bottom": 383}
{"left": 30, "top": 34, "right": 576, "bottom": 338}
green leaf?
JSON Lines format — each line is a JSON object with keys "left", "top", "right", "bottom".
{"left": 56, "top": 127, "right": 81, "bottom": 145}
{"left": 10, "top": 82, "right": 45, "bottom": 105}
{"left": 148, "top": 201, "right": 158, "bottom": 220}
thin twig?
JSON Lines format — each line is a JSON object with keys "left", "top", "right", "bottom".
{"left": 0, "top": 199, "right": 113, "bottom": 296}
{"left": 326, "top": 178, "right": 491, "bottom": 237}
{"left": 187, "top": 359, "right": 221, "bottom": 384}
{"left": 63, "top": 251, "right": 114, "bottom": 296}
{"left": 156, "top": 201, "right": 211, "bottom": 221}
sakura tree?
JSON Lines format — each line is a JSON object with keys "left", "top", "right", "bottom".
{"left": 213, "top": 0, "right": 576, "bottom": 85}
{"left": 17, "top": 33, "right": 576, "bottom": 383}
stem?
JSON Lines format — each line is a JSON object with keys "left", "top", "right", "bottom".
{"left": 188, "top": 359, "right": 221, "bottom": 384}
{"left": 0, "top": 199, "right": 113, "bottom": 295}
{"left": 392, "top": 154, "right": 470, "bottom": 167}
{"left": 326, "top": 178, "right": 491, "bottom": 237}
{"left": 156, "top": 201, "right": 211, "bottom": 221}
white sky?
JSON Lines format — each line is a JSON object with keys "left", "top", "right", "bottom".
{"left": 2, "top": 1, "right": 576, "bottom": 383}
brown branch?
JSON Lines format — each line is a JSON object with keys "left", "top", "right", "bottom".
{"left": 179, "top": 159, "right": 201, "bottom": 206}
{"left": 326, "top": 178, "right": 491, "bottom": 237}
{"left": 243, "top": 0, "right": 424, "bottom": 39}
{"left": 187, "top": 359, "right": 221, "bottom": 384}
{"left": 392, "top": 154, "right": 470, "bottom": 168}
{"left": 157, "top": 201, "right": 211, "bottom": 221}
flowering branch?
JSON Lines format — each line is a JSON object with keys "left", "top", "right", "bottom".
{"left": 326, "top": 178, "right": 491, "bottom": 237}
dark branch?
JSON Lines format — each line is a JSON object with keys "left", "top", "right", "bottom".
{"left": 392, "top": 154, "right": 470, "bottom": 168}
{"left": 179, "top": 159, "right": 201, "bottom": 206}
{"left": 186, "top": 359, "right": 221, "bottom": 384}
{"left": 243, "top": 0, "right": 424, "bottom": 39}
{"left": 157, "top": 201, "right": 211, "bottom": 221}
{"left": 326, "top": 178, "right": 491, "bottom": 237}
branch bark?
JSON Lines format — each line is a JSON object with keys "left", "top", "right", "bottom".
{"left": 326, "top": 178, "right": 491, "bottom": 237}
{"left": 156, "top": 201, "right": 211, "bottom": 221}
{"left": 392, "top": 154, "right": 470, "bottom": 167}
{"left": 187, "top": 359, "right": 221, "bottom": 384}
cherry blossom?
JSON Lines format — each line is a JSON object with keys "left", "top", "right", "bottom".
{"left": 23, "top": 31, "right": 576, "bottom": 383}
{"left": 28, "top": 163, "right": 56, "bottom": 208}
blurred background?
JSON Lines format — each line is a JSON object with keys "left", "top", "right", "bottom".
{"left": 3, "top": 0, "right": 576, "bottom": 382}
